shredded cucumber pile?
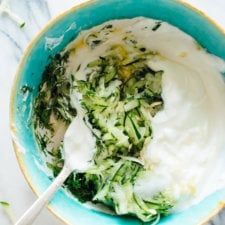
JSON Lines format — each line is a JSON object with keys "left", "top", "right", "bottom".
{"left": 33, "top": 23, "right": 174, "bottom": 223}
{"left": 72, "top": 46, "right": 173, "bottom": 222}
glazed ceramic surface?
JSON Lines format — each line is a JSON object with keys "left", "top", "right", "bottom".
{"left": 10, "top": 0, "right": 225, "bottom": 225}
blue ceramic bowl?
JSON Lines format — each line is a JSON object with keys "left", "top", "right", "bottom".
{"left": 10, "top": 0, "right": 225, "bottom": 224}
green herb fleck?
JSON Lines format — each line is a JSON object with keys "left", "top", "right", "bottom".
{"left": 0, "top": 201, "right": 9, "bottom": 207}
{"left": 152, "top": 21, "right": 162, "bottom": 31}
{"left": 21, "top": 85, "right": 32, "bottom": 94}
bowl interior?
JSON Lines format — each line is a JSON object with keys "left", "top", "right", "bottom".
{"left": 11, "top": 0, "right": 225, "bottom": 224}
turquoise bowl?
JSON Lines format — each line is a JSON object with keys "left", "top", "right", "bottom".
{"left": 10, "top": 0, "right": 225, "bottom": 224}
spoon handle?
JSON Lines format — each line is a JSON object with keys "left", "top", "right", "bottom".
{"left": 15, "top": 166, "right": 71, "bottom": 225}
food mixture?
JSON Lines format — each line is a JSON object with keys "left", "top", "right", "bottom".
{"left": 33, "top": 17, "right": 225, "bottom": 223}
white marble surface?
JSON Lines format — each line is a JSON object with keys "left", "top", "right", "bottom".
{"left": 0, "top": 0, "right": 225, "bottom": 225}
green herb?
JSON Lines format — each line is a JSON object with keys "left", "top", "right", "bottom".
{"left": 0, "top": 201, "right": 15, "bottom": 223}
{"left": 20, "top": 22, "right": 25, "bottom": 28}
{"left": 33, "top": 51, "right": 76, "bottom": 132}
{"left": 139, "top": 47, "right": 146, "bottom": 52}
{"left": 0, "top": 201, "right": 9, "bottom": 207}
{"left": 152, "top": 21, "right": 162, "bottom": 31}
{"left": 65, "top": 173, "right": 99, "bottom": 202}
{"left": 21, "top": 85, "right": 32, "bottom": 94}
{"left": 85, "top": 23, "right": 115, "bottom": 49}
{"left": 102, "top": 24, "right": 113, "bottom": 29}
{"left": 36, "top": 132, "right": 52, "bottom": 155}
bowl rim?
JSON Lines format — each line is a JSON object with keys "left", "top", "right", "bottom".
{"left": 9, "top": 0, "right": 225, "bottom": 224}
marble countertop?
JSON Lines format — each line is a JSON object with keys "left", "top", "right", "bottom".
{"left": 0, "top": 0, "right": 225, "bottom": 224}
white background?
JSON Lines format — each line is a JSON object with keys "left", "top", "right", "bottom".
{"left": 0, "top": 0, "right": 225, "bottom": 224}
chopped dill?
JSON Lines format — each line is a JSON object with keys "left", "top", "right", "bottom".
{"left": 152, "top": 21, "right": 162, "bottom": 31}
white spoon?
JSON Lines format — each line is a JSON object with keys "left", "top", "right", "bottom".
{"left": 15, "top": 109, "right": 96, "bottom": 225}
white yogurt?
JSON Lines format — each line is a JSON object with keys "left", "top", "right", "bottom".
{"left": 64, "top": 109, "right": 96, "bottom": 172}
{"left": 63, "top": 17, "right": 225, "bottom": 211}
